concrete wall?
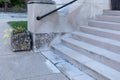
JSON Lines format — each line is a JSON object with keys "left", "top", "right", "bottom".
{"left": 28, "top": 2, "right": 73, "bottom": 33}
{"left": 53, "top": 0, "right": 110, "bottom": 30}
{"left": 28, "top": 0, "right": 72, "bottom": 51}
{"left": 28, "top": 0, "right": 111, "bottom": 51}
{"left": 28, "top": 0, "right": 110, "bottom": 33}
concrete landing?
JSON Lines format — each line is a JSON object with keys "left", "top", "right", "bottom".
{"left": 0, "top": 18, "right": 68, "bottom": 80}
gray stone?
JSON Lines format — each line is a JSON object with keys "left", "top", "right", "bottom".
{"left": 11, "top": 31, "right": 32, "bottom": 52}
{"left": 35, "top": 33, "right": 57, "bottom": 49}
{"left": 22, "top": 73, "right": 68, "bottom": 80}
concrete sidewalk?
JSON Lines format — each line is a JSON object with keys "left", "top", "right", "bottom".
{"left": 0, "top": 18, "right": 68, "bottom": 80}
{"left": 0, "top": 52, "right": 68, "bottom": 80}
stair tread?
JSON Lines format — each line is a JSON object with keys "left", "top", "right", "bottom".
{"left": 103, "top": 10, "right": 120, "bottom": 16}
{"left": 104, "top": 10, "right": 120, "bottom": 12}
{"left": 97, "top": 15, "right": 120, "bottom": 18}
{"left": 62, "top": 38, "right": 120, "bottom": 63}
{"left": 72, "top": 31, "right": 120, "bottom": 47}
{"left": 52, "top": 44, "right": 120, "bottom": 80}
{"left": 80, "top": 26, "right": 120, "bottom": 35}
{"left": 96, "top": 15, "right": 120, "bottom": 23}
{"left": 89, "top": 20, "right": 120, "bottom": 25}
{"left": 41, "top": 51, "right": 95, "bottom": 80}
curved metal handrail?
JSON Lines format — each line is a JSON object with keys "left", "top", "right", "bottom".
{"left": 36, "top": 0, "right": 77, "bottom": 20}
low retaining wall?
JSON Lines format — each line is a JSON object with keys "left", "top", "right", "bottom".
{"left": 0, "top": 8, "right": 27, "bottom": 12}
{"left": 34, "top": 33, "right": 65, "bottom": 51}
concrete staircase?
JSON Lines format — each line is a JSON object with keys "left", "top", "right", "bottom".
{"left": 51, "top": 10, "right": 120, "bottom": 80}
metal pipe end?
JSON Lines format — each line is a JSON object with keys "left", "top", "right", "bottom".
{"left": 36, "top": 16, "right": 41, "bottom": 20}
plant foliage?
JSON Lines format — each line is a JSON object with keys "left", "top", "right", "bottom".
{"left": 12, "top": 26, "right": 26, "bottom": 34}
{"left": 0, "top": 0, "right": 28, "bottom": 8}
{"left": 8, "top": 21, "right": 27, "bottom": 34}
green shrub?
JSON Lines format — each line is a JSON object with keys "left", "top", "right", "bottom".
{"left": 8, "top": 21, "right": 27, "bottom": 34}
{"left": 12, "top": 26, "right": 26, "bottom": 34}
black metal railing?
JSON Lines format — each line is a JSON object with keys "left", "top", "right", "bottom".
{"left": 36, "top": 0, "right": 77, "bottom": 20}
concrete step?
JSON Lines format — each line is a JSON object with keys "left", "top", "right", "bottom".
{"left": 103, "top": 10, "right": 120, "bottom": 16}
{"left": 41, "top": 51, "right": 95, "bottom": 80}
{"left": 72, "top": 32, "right": 120, "bottom": 54}
{"left": 52, "top": 44, "right": 120, "bottom": 80}
{"left": 80, "top": 26, "right": 120, "bottom": 41}
{"left": 96, "top": 15, "right": 120, "bottom": 23}
{"left": 61, "top": 37, "right": 120, "bottom": 71}
{"left": 88, "top": 20, "right": 120, "bottom": 31}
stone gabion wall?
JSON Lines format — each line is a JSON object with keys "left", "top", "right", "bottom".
{"left": 35, "top": 33, "right": 57, "bottom": 49}
{"left": 34, "top": 33, "right": 65, "bottom": 50}
{"left": 11, "top": 31, "right": 32, "bottom": 52}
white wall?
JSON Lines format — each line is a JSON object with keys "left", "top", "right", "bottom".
{"left": 28, "top": 0, "right": 110, "bottom": 33}
{"left": 28, "top": 3, "right": 74, "bottom": 33}
{"left": 53, "top": 0, "right": 111, "bottom": 30}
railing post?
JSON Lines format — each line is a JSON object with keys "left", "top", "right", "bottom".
{"left": 28, "top": 0, "right": 56, "bottom": 33}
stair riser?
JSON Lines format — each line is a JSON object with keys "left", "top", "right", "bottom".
{"left": 96, "top": 16, "right": 120, "bottom": 23}
{"left": 80, "top": 27, "right": 120, "bottom": 41}
{"left": 103, "top": 11, "right": 120, "bottom": 16}
{"left": 51, "top": 46, "right": 109, "bottom": 80}
{"left": 72, "top": 34, "right": 120, "bottom": 54}
{"left": 62, "top": 39, "right": 120, "bottom": 71}
{"left": 88, "top": 21, "right": 120, "bottom": 31}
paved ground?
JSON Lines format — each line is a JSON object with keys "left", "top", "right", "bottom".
{"left": 0, "top": 18, "right": 68, "bottom": 80}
